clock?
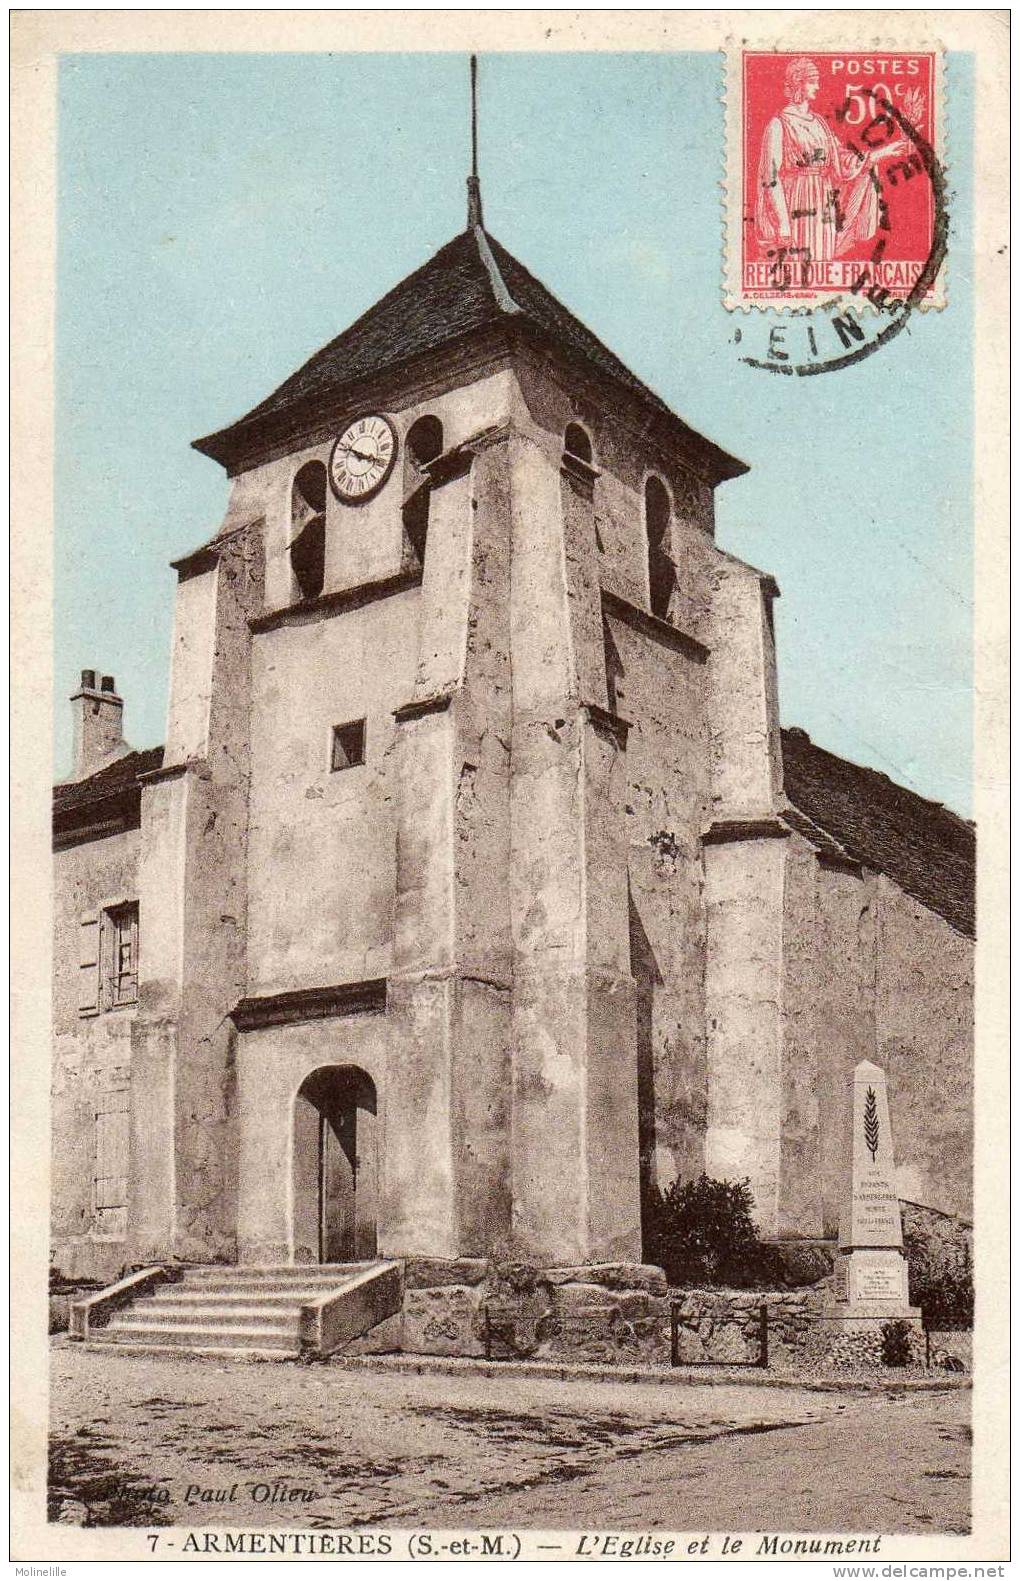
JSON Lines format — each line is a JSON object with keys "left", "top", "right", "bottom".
{"left": 328, "top": 414, "right": 397, "bottom": 503}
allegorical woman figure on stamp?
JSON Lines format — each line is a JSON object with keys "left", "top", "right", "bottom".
{"left": 755, "top": 56, "right": 908, "bottom": 262}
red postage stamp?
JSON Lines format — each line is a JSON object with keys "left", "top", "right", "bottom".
{"left": 724, "top": 47, "right": 944, "bottom": 310}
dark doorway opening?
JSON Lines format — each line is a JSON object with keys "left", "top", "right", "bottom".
{"left": 293, "top": 1066, "right": 378, "bottom": 1264}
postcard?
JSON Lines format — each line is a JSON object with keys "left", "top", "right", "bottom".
{"left": 10, "top": 9, "right": 1009, "bottom": 1565}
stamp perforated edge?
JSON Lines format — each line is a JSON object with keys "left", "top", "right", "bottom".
{"left": 721, "top": 36, "right": 949, "bottom": 313}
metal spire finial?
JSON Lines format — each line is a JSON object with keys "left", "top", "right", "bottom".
{"left": 467, "top": 54, "right": 483, "bottom": 228}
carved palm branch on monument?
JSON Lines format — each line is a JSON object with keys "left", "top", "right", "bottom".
{"left": 864, "top": 1087, "right": 880, "bottom": 1162}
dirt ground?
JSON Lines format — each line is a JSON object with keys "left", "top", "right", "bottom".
{"left": 49, "top": 1341, "right": 970, "bottom": 1535}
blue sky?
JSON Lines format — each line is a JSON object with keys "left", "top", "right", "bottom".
{"left": 56, "top": 51, "right": 973, "bottom": 813}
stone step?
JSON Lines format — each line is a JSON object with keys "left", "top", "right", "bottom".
{"left": 78, "top": 1261, "right": 400, "bottom": 1360}
{"left": 136, "top": 1291, "right": 331, "bottom": 1313}
{"left": 83, "top": 1340, "right": 296, "bottom": 1363}
{"left": 119, "top": 1302, "right": 304, "bottom": 1330}
{"left": 95, "top": 1320, "right": 300, "bottom": 1351}
{"left": 184, "top": 1264, "right": 374, "bottom": 1282}
{"left": 175, "top": 1278, "right": 361, "bottom": 1297}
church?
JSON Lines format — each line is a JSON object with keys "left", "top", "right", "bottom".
{"left": 52, "top": 154, "right": 974, "bottom": 1348}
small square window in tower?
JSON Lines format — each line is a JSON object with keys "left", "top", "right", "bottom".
{"left": 330, "top": 719, "right": 366, "bottom": 772}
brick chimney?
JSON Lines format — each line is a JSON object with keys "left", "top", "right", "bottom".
{"left": 69, "top": 669, "right": 130, "bottom": 781}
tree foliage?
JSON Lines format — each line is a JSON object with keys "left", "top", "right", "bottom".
{"left": 643, "top": 1173, "right": 766, "bottom": 1288}
{"left": 904, "top": 1230, "right": 974, "bottom": 1331}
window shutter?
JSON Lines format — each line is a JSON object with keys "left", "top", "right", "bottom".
{"left": 94, "top": 1090, "right": 129, "bottom": 1236}
{"left": 78, "top": 913, "right": 101, "bottom": 1015}
{"left": 126, "top": 904, "right": 138, "bottom": 1001}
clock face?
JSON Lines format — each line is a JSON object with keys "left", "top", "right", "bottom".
{"left": 328, "top": 414, "right": 397, "bottom": 503}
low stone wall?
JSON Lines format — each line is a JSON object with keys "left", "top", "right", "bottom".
{"left": 49, "top": 1280, "right": 104, "bottom": 1334}
{"left": 50, "top": 1296, "right": 72, "bottom": 1335}
{"left": 383, "top": 1261, "right": 831, "bottom": 1366}
{"left": 393, "top": 1260, "right": 671, "bottom": 1364}
{"left": 393, "top": 1273, "right": 969, "bottom": 1371}
{"left": 670, "top": 1287, "right": 825, "bottom": 1366}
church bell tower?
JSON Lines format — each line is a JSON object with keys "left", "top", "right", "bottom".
{"left": 130, "top": 58, "right": 764, "bottom": 1271}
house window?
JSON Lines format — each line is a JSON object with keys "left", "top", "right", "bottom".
{"left": 645, "top": 475, "right": 674, "bottom": 619}
{"left": 108, "top": 903, "right": 139, "bottom": 1007}
{"left": 94, "top": 1088, "right": 129, "bottom": 1238}
{"left": 563, "top": 422, "right": 593, "bottom": 466}
{"left": 402, "top": 416, "right": 444, "bottom": 569}
{"left": 290, "top": 460, "right": 328, "bottom": 601}
{"left": 330, "top": 719, "right": 366, "bottom": 772}
{"left": 78, "top": 902, "right": 139, "bottom": 1017}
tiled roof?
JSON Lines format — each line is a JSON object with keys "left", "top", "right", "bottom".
{"left": 781, "top": 727, "right": 975, "bottom": 937}
{"left": 53, "top": 747, "right": 164, "bottom": 815}
{"left": 192, "top": 226, "right": 747, "bottom": 482}
{"left": 780, "top": 803, "right": 858, "bottom": 866}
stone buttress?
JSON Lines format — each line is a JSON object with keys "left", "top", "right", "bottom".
{"left": 507, "top": 429, "right": 641, "bottom": 1264}
{"left": 127, "top": 525, "right": 264, "bottom": 1263}
{"left": 385, "top": 416, "right": 641, "bottom": 1263}
{"left": 385, "top": 431, "right": 514, "bottom": 1256}
{"left": 702, "top": 554, "right": 791, "bottom": 1237}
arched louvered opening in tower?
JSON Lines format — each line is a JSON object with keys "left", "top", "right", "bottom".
{"left": 290, "top": 460, "right": 327, "bottom": 601}
{"left": 563, "top": 422, "right": 593, "bottom": 467}
{"left": 645, "top": 475, "right": 674, "bottom": 620}
{"left": 402, "top": 415, "right": 444, "bottom": 570}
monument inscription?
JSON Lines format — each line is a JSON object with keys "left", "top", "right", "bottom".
{"left": 843, "top": 1067, "right": 903, "bottom": 1248}
{"left": 849, "top": 1250, "right": 910, "bottom": 1306}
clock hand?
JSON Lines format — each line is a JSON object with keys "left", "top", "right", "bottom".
{"left": 338, "top": 444, "right": 380, "bottom": 465}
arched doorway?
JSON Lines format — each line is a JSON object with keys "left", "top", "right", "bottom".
{"left": 292, "top": 1067, "right": 377, "bottom": 1264}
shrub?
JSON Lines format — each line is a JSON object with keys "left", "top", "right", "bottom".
{"left": 767, "top": 1242, "right": 835, "bottom": 1287}
{"left": 904, "top": 1231, "right": 974, "bottom": 1331}
{"left": 643, "top": 1173, "right": 766, "bottom": 1288}
{"left": 881, "top": 1319, "right": 913, "bottom": 1367}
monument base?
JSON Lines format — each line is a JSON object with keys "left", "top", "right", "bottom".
{"left": 819, "top": 1249, "right": 923, "bottom": 1368}
{"left": 819, "top": 1307, "right": 922, "bottom": 1326}
{"left": 826, "top": 1246, "right": 916, "bottom": 1315}
{"left": 816, "top": 1310, "right": 925, "bottom": 1371}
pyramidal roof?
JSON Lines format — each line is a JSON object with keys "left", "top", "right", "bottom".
{"left": 192, "top": 225, "right": 747, "bottom": 482}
